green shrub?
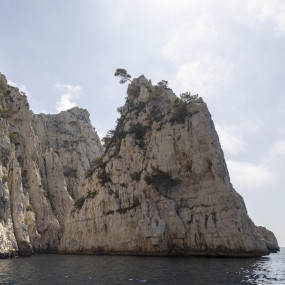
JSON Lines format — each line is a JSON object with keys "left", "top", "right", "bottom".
{"left": 63, "top": 167, "right": 77, "bottom": 177}
{"left": 43, "top": 189, "right": 49, "bottom": 198}
{"left": 85, "top": 157, "right": 104, "bottom": 179}
{"left": 130, "top": 171, "right": 142, "bottom": 181}
{"left": 169, "top": 98, "right": 187, "bottom": 124}
{"left": 157, "top": 80, "right": 169, "bottom": 89}
{"left": 9, "top": 132, "right": 22, "bottom": 145}
{"left": 73, "top": 196, "right": 86, "bottom": 211}
{"left": 0, "top": 108, "right": 18, "bottom": 119}
{"left": 0, "top": 83, "right": 11, "bottom": 97}
{"left": 117, "top": 106, "right": 124, "bottom": 114}
{"left": 146, "top": 107, "right": 163, "bottom": 125}
{"left": 144, "top": 166, "right": 180, "bottom": 188}
{"left": 148, "top": 86, "right": 162, "bottom": 101}
{"left": 26, "top": 204, "right": 34, "bottom": 212}
{"left": 85, "top": 168, "right": 95, "bottom": 179}
{"left": 102, "top": 128, "right": 127, "bottom": 152}
{"left": 180, "top": 92, "right": 199, "bottom": 103}
{"left": 86, "top": 190, "right": 98, "bottom": 199}
{"left": 129, "top": 123, "right": 146, "bottom": 141}
{"left": 129, "top": 101, "right": 146, "bottom": 115}
{"left": 2, "top": 175, "right": 11, "bottom": 183}
{"left": 116, "top": 198, "right": 140, "bottom": 214}
{"left": 127, "top": 85, "right": 140, "bottom": 97}
{"left": 91, "top": 157, "right": 104, "bottom": 169}
{"left": 97, "top": 168, "right": 111, "bottom": 186}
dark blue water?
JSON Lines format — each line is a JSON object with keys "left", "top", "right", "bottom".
{"left": 0, "top": 248, "right": 284, "bottom": 284}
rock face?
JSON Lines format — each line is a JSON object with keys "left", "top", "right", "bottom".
{"left": 0, "top": 72, "right": 279, "bottom": 258}
{"left": 0, "top": 72, "right": 102, "bottom": 257}
{"left": 31, "top": 107, "right": 103, "bottom": 198}
{"left": 59, "top": 76, "right": 279, "bottom": 257}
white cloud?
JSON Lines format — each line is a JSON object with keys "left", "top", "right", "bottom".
{"left": 163, "top": 16, "right": 219, "bottom": 63}
{"left": 227, "top": 159, "right": 273, "bottom": 190}
{"left": 245, "top": 0, "right": 285, "bottom": 35}
{"left": 171, "top": 54, "right": 233, "bottom": 97}
{"left": 269, "top": 140, "right": 285, "bottom": 155}
{"left": 7, "top": 80, "right": 31, "bottom": 99}
{"left": 216, "top": 124, "right": 247, "bottom": 157}
{"left": 162, "top": 13, "right": 234, "bottom": 98}
{"left": 55, "top": 83, "right": 82, "bottom": 112}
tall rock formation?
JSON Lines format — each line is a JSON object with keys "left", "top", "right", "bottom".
{"left": 31, "top": 107, "right": 103, "bottom": 198}
{"left": 0, "top": 72, "right": 279, "bottom": 257}
{"left": 0, "top": 72, "right": 103, "bottom": 257}
{"left": 59, "top": 76, "right": 279, "bottom": 257}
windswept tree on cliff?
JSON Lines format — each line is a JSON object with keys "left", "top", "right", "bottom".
{"left": 114, "top": 68, "right": 132, "bottom": 84}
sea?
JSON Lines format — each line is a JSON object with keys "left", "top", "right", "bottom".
{"left": 0, "top": 248, "right": 284, "bottom": 284}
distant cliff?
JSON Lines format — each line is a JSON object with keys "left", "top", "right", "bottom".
{"left": 0, "top": 72, "right": 102, "bottom": 257}
{"left": 0, "top": 72, "right": 279, "bottom": 258}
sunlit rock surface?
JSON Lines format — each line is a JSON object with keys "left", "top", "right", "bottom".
{"left": 0, "top": 72, "right": 279, "bottom": 257}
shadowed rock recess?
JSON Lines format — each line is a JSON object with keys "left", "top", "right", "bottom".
{"left": 0, "top": 72, "right": 279, "bottom": 258}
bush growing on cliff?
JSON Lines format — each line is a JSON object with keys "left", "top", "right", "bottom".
{"left": 129, "top": 123, "right": 146, "bottom": 141}
{"left": 127, "top": 85, "right": 140, "bottom": 97}
{"left": 73, "top": 196, "right": 86, "bottom": 211}
{"left": 26, "top": 204, "right": 34, "bottom": 212}
{"left": 102, "top": 127, "right": 127, "bottom": 153}
{"left": 169, "top": 98, "right": 187, "bottom": 124}
{"left": 63, "top": 167, "right": 77, "bottom": 178}
{"left": 8, "top": 132, "right": 22, "bottom": 145}
{"left": 1, "top": 175, "right": 11, "bottom": 184}
{"left": 157, "top": 80, "right": 169, "bottom": 89}
{"left": 144, "top": 166, "right": 180, "bottom": 188}
{"left": 147, "top": 86, "right": 162, "bottom": 101}
{"left": 130, "top": 171, "right": 142, "bottom": 181}
{"left": 180, "top": 92, "right": 199, "bottom": 103}
{"left": 43, "top": 189, "right": 49, "bottom": 198}
{"left": 85, "top": 157, "right": 103, "bottom": 179}
{"left": 0, "top": 83, "right": 11, "bottom": 97}
{"left": 0, "top": 108, "right": 18, "bottom": 119}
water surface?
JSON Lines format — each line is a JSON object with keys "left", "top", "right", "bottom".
{"left": 0, "top": 248, "right": 284, "bottom": 284}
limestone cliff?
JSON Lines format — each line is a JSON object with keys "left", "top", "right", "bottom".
{"left": 31, "top": 107, "right": 103, "bottom": 198}
{"left": 59, "top": 76, "right": 279, "bottom": 257}
{"left": 0, "top": 72, "right": 102, "bottom": 257}
{"left": 0, "top": 72, "right": 279, "bottom": 258}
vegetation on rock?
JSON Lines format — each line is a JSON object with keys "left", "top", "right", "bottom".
{"left": 144, "top": 166, "right": 180, "bottom": 188}
{"left": 114, "top": 68, "right": 132, "bottom": 84}
{"left": 127, "top": 85, "right": 140, "bottom": 97}
{"left": 26, "top": 204, "right": 34, "bottom": 212}
{"left": 169, "top": 98, "right": 187, "bottom": 124}
{"left": 8, "top": 132, "right": 22, "bottom": 145}
{"left": 1, "top": 175, "right": 11, "bottom": 184}
{"left": 0, "top": 108, "right": 18, "bottom": 119}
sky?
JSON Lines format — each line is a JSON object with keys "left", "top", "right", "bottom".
{"left": 0, "top": 0, "right": 284, "bottom": 247}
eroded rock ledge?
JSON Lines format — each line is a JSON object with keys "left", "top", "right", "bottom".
{"left": 0, "top": 72, "right": 279, "bottom": 258}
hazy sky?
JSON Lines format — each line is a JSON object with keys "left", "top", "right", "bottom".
{"left": 0, "top": 0, "right": 284, "bottom": 246}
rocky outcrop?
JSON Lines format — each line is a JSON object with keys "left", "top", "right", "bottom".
{"left": 0, "top": 72, "right": 279, "bottom": 258}
{"left": 257, "top": 226, "right": 279, "bottom": 253}
{"left": 31, "top": 107, "right": 103, "bottom": 198}
{"left": 0, "top": 72, "right": 103, "bottom": 257}
{"left": 59, "top": 76, "right": 279, "bottom": 257}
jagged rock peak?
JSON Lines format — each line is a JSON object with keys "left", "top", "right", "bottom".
{"left": 125, "top": 75, "right": 176, "bottom": 104}
{"left": 59, "top": 75, "right": 279, "bottom": 257}
{"left": 0, "top": 71, "right": 279, "bottom": 258}
{"left": 0, "top": 72, "right": 8, "bottom": 86}
{"left": 0, "top": 71, "right": 103, "bottom": 257}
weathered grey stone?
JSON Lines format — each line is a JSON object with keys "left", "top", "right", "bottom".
{"left": 0, "top": 72, "right": 279, "bottom": 258}
{"left": 59, "top": 75, "right": 279, "bottom": 257}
